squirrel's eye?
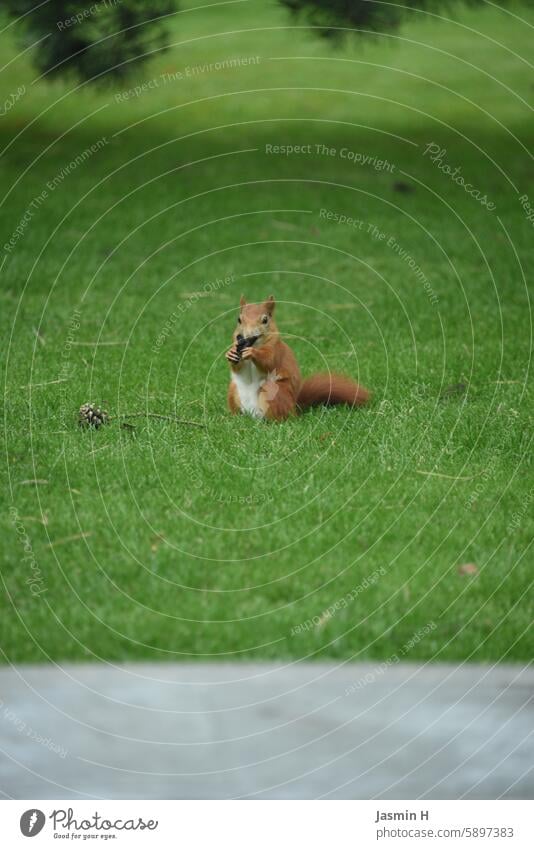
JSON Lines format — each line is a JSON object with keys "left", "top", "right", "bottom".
{"left": 261, "top": 315, "right": 269, "bottom": 324}
{"left": 237, "top": 316, "right": 241, "bottom": 323}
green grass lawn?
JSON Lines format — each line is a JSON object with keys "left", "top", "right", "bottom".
{"left": 1, "top": 1, "right": 532, "bottom": 664}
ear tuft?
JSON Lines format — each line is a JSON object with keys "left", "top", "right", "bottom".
{"left": 239, "top": 294, "right": 247, "bottom": 308}
{"left": 265, "top": 294, "right": 275, "bottom": 315}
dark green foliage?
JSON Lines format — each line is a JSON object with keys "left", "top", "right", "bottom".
{"left": 279, "top": 0, "right": 512, "bottom": 39}
{"left": 1, "top": 0, "right": 523, "bottom": 82}
{"left": 4, "top": 0, "right": 175, "bottom": 82}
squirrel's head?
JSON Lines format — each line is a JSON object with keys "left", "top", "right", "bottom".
{"left": 234, "top": 295, "right": 277, "bottom": 347}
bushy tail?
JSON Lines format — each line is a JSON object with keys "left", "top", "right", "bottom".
{"left": 297, "top": 373, "right": 370, "bottom": 411}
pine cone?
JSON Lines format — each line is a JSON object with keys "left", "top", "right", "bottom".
{"left": 78, "top": 402, "right": 109, "bottom": 429}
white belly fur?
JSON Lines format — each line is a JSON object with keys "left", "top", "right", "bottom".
{"left": 232, "top": 361, "right": 265, "bottom": 418}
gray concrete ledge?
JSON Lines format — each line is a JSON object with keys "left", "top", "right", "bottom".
{"left": 0, "top": 662, "right": 532, "bottom": 799}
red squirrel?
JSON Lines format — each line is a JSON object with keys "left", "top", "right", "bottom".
{"left": 226, "top": 295, "right": 369, "bottom": 421}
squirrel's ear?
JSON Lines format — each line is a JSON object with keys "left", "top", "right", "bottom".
{"left": 239, "top": 294, "right": 247, "bottom": 307}
{"left": 264, "top": 294, "right": 275, "bottom": 315}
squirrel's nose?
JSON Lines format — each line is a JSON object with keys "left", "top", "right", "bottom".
{"left": 236, "top": 334, "right": 244, "bottom": 343}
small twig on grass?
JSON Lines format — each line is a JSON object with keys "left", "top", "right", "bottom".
{"left": 89, "top": 445, "right": 109, "bottom": 456}
{"left": 110, "top": 412, "right": 205, "bottom": 428}
{"left": 18, "top": 479, "right": 49, "bottom": 486}
{"left": 271, "top": 220, "right": 300, "bottom": 232}
{"left": 22, "top": 378, "right": 69, "bottom": 389}
{"left": 70, "top": 341, "right": 127, "bottom": 346}
{"left": 32, "top": 327, "right": 45, "bottom": 346}
{"left": 323, "top": 351, "right": 357, "bottom": 358}
{"left": 46, "top": 531, "right": 92, "bottom": 548}
{"left": 416, "top": 470, "right": 485, "bottom": 482}
{"left": 21, "top": 513, "right": 48, "bottom": 526}
{"left": 48, "top": 447, "right": 65, "bottom": 475}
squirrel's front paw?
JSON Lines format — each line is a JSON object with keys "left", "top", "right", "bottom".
{"left": 241, "top": 347, "right": 255, "bottom": 360}
{"left": 226, "top": 346, "right": 240, "bottom": 364}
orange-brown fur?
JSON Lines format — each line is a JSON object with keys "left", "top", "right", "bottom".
{"left": 226, "top": 295, "right": 369, "bottom": 421}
